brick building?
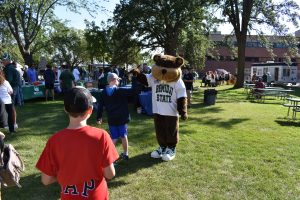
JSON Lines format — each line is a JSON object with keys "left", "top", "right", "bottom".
{"left": 204, "top": 31, "right": 300, "bottom": 82}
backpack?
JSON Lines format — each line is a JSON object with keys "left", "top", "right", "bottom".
{"left": 0, "top": 141, "right": 25, "bottom": 188}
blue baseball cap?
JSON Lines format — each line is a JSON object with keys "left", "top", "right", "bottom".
{"left": 1, "top": 52, "right": 11, "bottom": 61}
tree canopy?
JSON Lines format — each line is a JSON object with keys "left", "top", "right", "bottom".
{"left": 84, "top": 21, "right": 110, "bottom": 64}
{"left": 50, "top": 21, "right": 87, "bottom": 67}
{"left": 113, "top": 0, "right": 218, "bottom": 56}
{"left": 0, "top": 0, "right": 101, "bottom": 66}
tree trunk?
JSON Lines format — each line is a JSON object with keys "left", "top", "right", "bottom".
{"left": 234, "top": 34, "right": 247, "bottom": 88}
{"left": 90, "top": 57, "right": 94, "bottom": 64}
{"left": 164, "top": 43, "right": 177, "bottom": 56}
{"left": 164, "top": 36, "right": 178, "bottom": 56}
{"left": 22, "top": 51, "right": 33, "bottom": 66}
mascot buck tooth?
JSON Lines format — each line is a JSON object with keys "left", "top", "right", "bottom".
{"left": 132, "top": 54, "right": 188, "bottom": 161}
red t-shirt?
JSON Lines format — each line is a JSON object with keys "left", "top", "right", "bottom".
{"left": 36, "top": 126, "right": 119, "bottom": 200}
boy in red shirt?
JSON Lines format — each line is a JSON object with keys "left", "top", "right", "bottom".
{"left": 36, "top": 87, "right": 119, "bottom": 200}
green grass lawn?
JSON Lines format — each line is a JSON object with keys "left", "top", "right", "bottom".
{"left": 2, "top": 82, "right": 300, "bottom": 200}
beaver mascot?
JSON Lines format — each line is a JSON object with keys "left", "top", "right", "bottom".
{"left": 132, "top": 54, "right": 187, "bottom": 161}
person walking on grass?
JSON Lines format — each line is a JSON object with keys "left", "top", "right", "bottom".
{"left": 182, "top": 68, "right": 194, "bottom": 108}
{"left": 59, "top": 63, "right": 75, "bottom": 95}
{"left": 1, "top": 53, "right": 19, "bottom": 130}
{"left": 36, "top": 87, "right": 119, "bottom": 199}
{"left": 0, "top": 73, "right": 16, "bottom": 134}
{"left": 43, "top": 64, "right": 56, "bottom": 101}
{"left": 96, "top": 73, "right": 133, "bottom": 161}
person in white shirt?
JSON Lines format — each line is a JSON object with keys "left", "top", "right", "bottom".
{"left": 72, "top": 66, "right": 80, "bottom": 82}
{"left": 0, "top": 72, "right": 16, "bottom": 133}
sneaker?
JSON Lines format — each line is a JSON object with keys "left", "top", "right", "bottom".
{"left": 137, "top": 107, "right": 142, "bottom": 114}
{"left": 10, "top": 131, "right": 16, "bottom": 134}
{"left": 162, "top": 147, "right": 176, "bottom": 161}
{"left": 14, "top": 124, "right": 18, "bottom": 129}
{"left": 151, "top": 147, "right": 165, "bottom": 159}
{"left": 120, "top": 153, "right": 129, "bottom": 161}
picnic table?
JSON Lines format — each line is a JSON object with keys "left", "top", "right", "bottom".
{"left": 284, "top": 98, "right": 300, "bottom": 119}
{"left": 253, "top": 88, "right": 293, "bottom": 102}
{"left": 22, "top": 85, "right": 45, "bottom": 100}
{"left": 244, "top": 83, "right": 255, "bottom": 94}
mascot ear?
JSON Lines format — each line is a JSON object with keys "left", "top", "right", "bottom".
{"left": 176, "top": 57, "right": 184, "bottom": 68}
{"left": 153, "top": 54, "right": 161, "bottom": 62}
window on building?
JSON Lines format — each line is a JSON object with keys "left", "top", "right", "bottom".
{"left": 245, "top": 57, "right": 252, "bottom": 61}
{"left": 253, "top": 67, "right": 257, "bottom": 74}
{"left": 206, "top": 56, "right": 213, "bottom": 61}
{"left": 283, "top": 68, "right": 290, "bottom": 77}
{"left": 245, "top": 57, "right": 259, "bottom": 62}
{"left": 257, "top": 68, "right": 263, "bottom": 76}
{"left": 254, "top": 57, "right": 259, "bottom": 62}
{"left": 252, "top": 42, "right": 259, "bottom": 47}
{"left": 257, "top": 42, "right": 264, "bottom": 48}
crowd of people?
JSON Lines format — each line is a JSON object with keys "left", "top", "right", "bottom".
{"left": 201, "top": 70, "right": 235, "bottom": 87}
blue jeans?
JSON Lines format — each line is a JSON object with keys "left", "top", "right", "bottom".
{"left": 12, "top": 86, "right": 22, "bottom": 106}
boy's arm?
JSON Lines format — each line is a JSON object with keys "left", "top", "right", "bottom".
{"left": 121, "top": 87, "right": 134, "bottom": 97}
{"left": 103, "top": 163, "right": 116, "bottom": 180}
{"left": 41, "top": 173, "right": 57, "bottom": 186}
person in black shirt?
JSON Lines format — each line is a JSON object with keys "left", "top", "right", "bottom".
{"left": 43, "top": 64, "right": 56, "bottom": 101}
{"left": 182, "top": 68, "right": 194, "bottom": 108}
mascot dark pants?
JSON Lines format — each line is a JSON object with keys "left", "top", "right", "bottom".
{"left": 154, "top": 114, "right": 179, "bottom": 148}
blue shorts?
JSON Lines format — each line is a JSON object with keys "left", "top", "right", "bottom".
{"left": 109, "top": 124, "right": 128, "bottom": 140}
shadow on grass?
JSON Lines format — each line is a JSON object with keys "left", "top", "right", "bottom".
{"left": 3, "top": 101, "right": 68, "bottom": 143}
{"left": 2, "top": 174, "right": 60, "bottom": 200}
{"left": 275, "top": 119, "right": 300, "bottom": 127}
{"left": 248, "top": 99, "right": 285, "bottom": 105}
{"left": 182, "top": 116, "right": 250, "bottom": 130}
{"left": 109, "top": 152, "right": 162, "bottom": 188}
{"left": 193, "top": 87, "right": 249, "bottom": 104}
{"left": 189, "top": 103, "right": 224, "bottom": 113}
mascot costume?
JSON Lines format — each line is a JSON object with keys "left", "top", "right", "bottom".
{"left": 133, "top": 54, "right": 187, "bottom": 161}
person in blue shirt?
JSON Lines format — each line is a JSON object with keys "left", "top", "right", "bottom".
{"left": 96, "top": 73, "right": 133, "bottom": 161}
{"left": 27, "top": 65, "right": 37, "bottom": 83}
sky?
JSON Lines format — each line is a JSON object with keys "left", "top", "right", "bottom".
{"left": 54, "top": 0, "right": 119, "bottom": 30}
{"left": 54, "top": 1, "right": 299, "bottom": 35}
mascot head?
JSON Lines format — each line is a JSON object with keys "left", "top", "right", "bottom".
{"left": 152, "top": 54, "right": 184, "bottom": 82}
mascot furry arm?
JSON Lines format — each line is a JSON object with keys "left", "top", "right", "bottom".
{"left": 177, "top": 97, "right": 187, "bottom": 120}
